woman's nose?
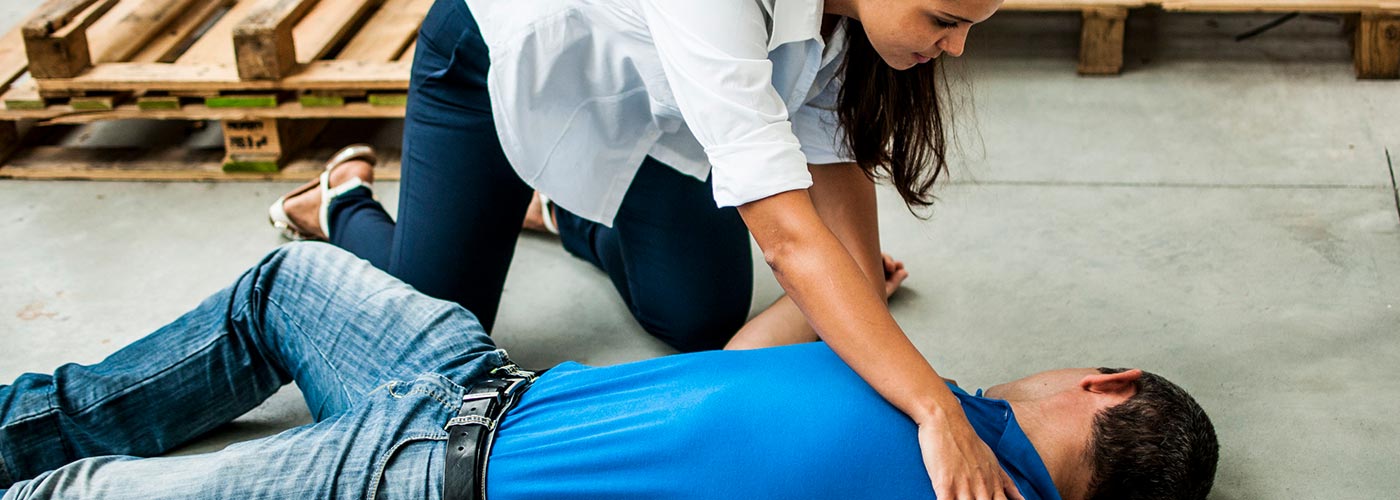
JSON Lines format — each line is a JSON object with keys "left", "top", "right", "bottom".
{"left": 939, "top": 27, "right": 968, "bottom": 57}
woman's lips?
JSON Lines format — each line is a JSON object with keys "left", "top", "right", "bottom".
{"left": 913, "top": 53, "right": 932, "bottom": 64}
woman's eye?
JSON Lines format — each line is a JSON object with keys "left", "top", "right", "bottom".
{"left": 935, "top": 18, "right": 958, "bottom": 28}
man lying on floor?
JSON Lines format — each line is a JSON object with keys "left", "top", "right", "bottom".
{"left": 0, "top": 243, "right": 1218, "bottom": 500}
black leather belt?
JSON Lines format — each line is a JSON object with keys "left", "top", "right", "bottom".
{"left": 442, "top": 364, "right": 538, "bottom": 500}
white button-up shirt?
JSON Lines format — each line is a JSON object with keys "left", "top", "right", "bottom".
{"left": 464, "top": 0, "right": 852, "bottom": 226}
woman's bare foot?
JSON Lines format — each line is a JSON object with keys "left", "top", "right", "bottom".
{"left": 279, "top": 160, "right": 375, "bottom": 240}
{"left": 522, "top": 191, "right": 557, "bottom": 234}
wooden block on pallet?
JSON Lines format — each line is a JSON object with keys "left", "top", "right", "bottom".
{"left": 0, "top": 120, "right": 18, "bottom": 167}
{"left": 221, "top": 118, "right": 327, "bottom": 172}
{"left": 233, "top": 0, "right": 322, "bottom": 80}
{"left": 1355, "top": 11, "right": 1400, "bottom": 79}
{"left": 23, "top": 0, "right": 121, "bottom": 79}
{"left": 1079, "top": 6, "right": 1129, "bottom": 75}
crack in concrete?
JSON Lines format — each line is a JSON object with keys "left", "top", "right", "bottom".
{"left": 1388, "top": 148, "right": 1400, "bottom": 224}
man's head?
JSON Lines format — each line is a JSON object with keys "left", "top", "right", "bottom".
{"left": 985, "top": 367, "right": 1219, "bottom": 500}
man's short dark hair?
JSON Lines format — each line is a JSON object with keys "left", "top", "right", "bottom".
{"left": 1087, "top": 368, "right": 1219, "bottom": 500}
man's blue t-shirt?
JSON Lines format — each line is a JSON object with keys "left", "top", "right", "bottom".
{"left": 487, "top": 342, "right": 1061, "bottom": 500}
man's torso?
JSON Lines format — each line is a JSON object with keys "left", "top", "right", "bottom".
{"left": 485, "top": 343, "right": 1059, "bottom": 500}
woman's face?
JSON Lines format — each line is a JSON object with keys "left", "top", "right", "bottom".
{"left": 854, "top": 0, "right": 1002, "bottom": 70}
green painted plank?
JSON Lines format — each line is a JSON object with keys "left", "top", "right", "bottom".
{"left": 299, "top": 94, "right": 345, "bottom": 107}
{"left": 70, "top": 98, "right": 116, "bottom": 111}
{"left": 368, "top": 93, "right": 408, "bottom": 107}
{"left": 4, "top": 100, "right": 45, "bottom": 111}
{"left": 206, "top": 94, "right": 280, "bottom": 109}
{"left": 137, "top": 97, "right": 182, "bottom": 110}
{"left": 223, "top": 157, "right": 281, "bottom": 172}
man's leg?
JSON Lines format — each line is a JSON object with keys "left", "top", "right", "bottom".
{"left": 2, "top": 372, "right": 464, "bottom": 500}
{"left": 0, "top": 242, "right": 507, "bottom": 488}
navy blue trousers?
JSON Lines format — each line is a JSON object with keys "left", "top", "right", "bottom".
{"left": 327, "top": 0, "right": 753, "bottom": 352}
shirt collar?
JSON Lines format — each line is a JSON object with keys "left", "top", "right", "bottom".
{"left": 951, "top": 386, "right": 1063, "bottom": 500}
{"left": 762, "top": 0, "right": 825, "bottom": 51}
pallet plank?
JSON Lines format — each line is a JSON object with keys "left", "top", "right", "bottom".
{"left": 338, "top": 0, "right": 431, "bottom": 61}
{"left": 1003, "top": 0, "right": 1147, "bottom": 10}
{"left": 0, "top": 145, "right": 403, "bottom": 182}
{"left": 1, "top": 26, "right": 28, "bottom": 92}
{"left": 281, "top": 60, "right": 411, "bottom": 90}
{"left": 175, "top": 0, "right": 262, "bottom": 67}
{"left": 23, "top": 0, "right": 114, "bottom": 37}
{"left": 86, "top": 0, "right": 202, "bottom": 63}
{"left": 130, "top": 0, "right": 236, "bottom": 63}
{"left": 33, "top": 60, "right": 410, "bottom": 93}
{"left": 293, "top": 0, "right": 383, "bottom": 63}
{"left": 35, "top": 101, "right": 406, "bottom": 122}
{"left": 1160, "top": 0, "right": 1393, "bottom": 12}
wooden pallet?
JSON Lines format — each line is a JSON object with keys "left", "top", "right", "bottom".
{"left": 0, "top": 141, "right": 404, "bottom": 181}
{"left": 1002, "top": 0, "right": 1400, "bottom": 77}
{"left": 1, "top": 0, "right": 428, "bottom": 172}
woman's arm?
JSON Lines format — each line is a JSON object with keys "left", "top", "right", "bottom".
{"left": 727, "top": 253, "right": 906, "bottom": 350}
{"left": 737, "top": 189, "right": 1023, "bottom": 500}
{"left": 727, "top": 163, "right": 887, "bottom": 350}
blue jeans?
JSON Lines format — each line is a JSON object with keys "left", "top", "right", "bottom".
{"left": 0, "top": 243, "right": 510, "bottom": 499}
{"left": 327, "top": 0, "right": 752, "bottom": 352}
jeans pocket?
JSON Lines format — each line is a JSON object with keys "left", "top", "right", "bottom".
{"left": 367, "top": 436, "right": 446, "bottom": 500}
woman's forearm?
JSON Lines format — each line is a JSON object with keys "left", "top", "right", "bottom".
{"left": 738, "top": 190, "right": 959, "bottom": 424}
{"left": 727, "top": 256, "right": 905, "bottom": 350}
{"left": 727, "top": 162, "right": 887, "bottom": 350}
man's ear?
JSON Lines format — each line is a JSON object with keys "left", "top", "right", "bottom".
{"left": 1079, "top": 369, "right": 1142, "bottom": 397}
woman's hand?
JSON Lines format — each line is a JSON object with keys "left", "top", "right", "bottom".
{"left": 919, "top": 415, "right": 1025, "bottom": 500}
{"left": 881, "top": 253, "right": 908, "bottom": 299}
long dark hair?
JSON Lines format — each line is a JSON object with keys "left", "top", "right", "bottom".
{"left": 836, "top": 21, "right": 948, "bottom": 211}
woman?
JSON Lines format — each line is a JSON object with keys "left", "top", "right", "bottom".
{"left": 269, "top": 0, "right": 1016, "bottom": 497}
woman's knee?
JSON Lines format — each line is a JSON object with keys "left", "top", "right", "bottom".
{"left": 632, "top": 290, "right": 751, "bottom": 353}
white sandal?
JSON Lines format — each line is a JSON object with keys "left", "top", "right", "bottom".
{"left": 538, "top": 193, "right": 559, "bottom": 235}
{"left": 268, "top": 145, "right": 378, "bottom": 241}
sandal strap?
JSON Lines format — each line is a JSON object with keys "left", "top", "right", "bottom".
{"left": 326, "top": 144, "right": 378, "bottom": 170}
{"left": 318, "top": 170, "right": 373, "bottom": 241}
{"left": 539, "top": 193, "right": 559, "bottom": 235}
{"left": 317, "top": 145, "right": 378, "bottom": 240}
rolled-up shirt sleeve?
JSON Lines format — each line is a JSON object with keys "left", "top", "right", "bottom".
{"left": 638, "top": 0, "right": 814, "bottom": 207}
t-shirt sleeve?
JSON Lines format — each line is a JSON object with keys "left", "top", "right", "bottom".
{"left": 638, "top": 0, "right": 814, "bottom": 208}
{"left": 791, "top": 75, "right": 855, "bottom": 165}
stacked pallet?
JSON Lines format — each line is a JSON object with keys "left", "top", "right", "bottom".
{"left": 0, "top": 0, "right": 429, "bottom": 173}
{"left": 1002, "top": 0, "right": 1400, "bottom": 76}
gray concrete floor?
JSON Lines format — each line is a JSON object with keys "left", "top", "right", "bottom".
{"left": 3, "top": 4, "right": 1399, "bottom": 499}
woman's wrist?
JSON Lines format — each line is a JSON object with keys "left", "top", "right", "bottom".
{"left": 910, "top": 387, "right": 967, "bottom": 426}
